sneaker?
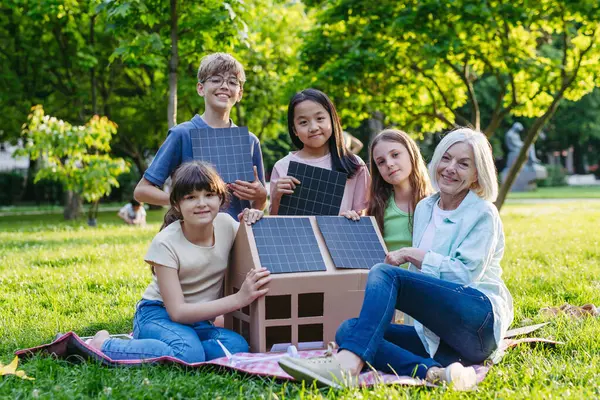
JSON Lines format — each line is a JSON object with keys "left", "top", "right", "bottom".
{"left": 426, "top": 362, "right": 477, "bottom": 391}
{"left": 278, "top": 343, "right": 355, "bottom": 389}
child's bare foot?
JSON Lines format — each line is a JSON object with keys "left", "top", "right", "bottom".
{"left": 87, "top": 330, "right": 110, "bottom": 350}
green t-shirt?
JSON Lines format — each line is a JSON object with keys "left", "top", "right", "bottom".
{"left": 383, "top": 194, "right": 412, "bottom": 251}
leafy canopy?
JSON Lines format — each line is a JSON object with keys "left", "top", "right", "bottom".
{"left": 19, "top": 105, "right": 130, "bottom": 203}
{"left": 301, "top": 0, "right": 600, "bottom": 136}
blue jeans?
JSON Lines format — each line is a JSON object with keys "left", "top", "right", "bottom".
{"left": 101, "top": 299, "right": 248, "bottom": 363}
{"left": 335, "top": 264, "right": 496, "bottom": 379}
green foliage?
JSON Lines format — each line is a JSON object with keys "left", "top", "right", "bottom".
{"left": 537, "top": 164, "right": 568, "bottom": 187}
{"left": 301, "top": 0, "right": 600, "bottom": 136}
{"left": 18, "top": 105, "right": 130, "bottom": 203}
{"left": 0, "top": 171, "right": 26, "bottom": 205}
{"left": 228, "top": 0, "right": 313, "bottom": 141}
{"left": 261, "top": 130, "right": 293, "bottom": 176}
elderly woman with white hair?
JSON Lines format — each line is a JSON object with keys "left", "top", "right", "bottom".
{"left": 279, "top": 128, "right": 514, "bottom": 391}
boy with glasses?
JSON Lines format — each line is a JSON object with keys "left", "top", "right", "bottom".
{"left": 134, "top": 53, "right": 267, "bottom": 219}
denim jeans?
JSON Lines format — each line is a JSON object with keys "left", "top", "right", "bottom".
{"left": 335, "top": 264, "right": 496, "bottom": 379}
{"left": 101, "top": 299, "right": 248, "bottom": 363}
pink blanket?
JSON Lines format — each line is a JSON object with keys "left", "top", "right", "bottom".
{"left": 15, "top": 330, "right": 560, "bottom": 387}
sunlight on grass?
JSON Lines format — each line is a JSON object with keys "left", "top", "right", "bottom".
{"left": 1, "top": 203, "right": 599, "bottom": 398}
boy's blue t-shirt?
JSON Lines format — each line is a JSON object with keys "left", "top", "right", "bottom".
{"left": 144, "top": 114, "right": 266, "bottom": 220}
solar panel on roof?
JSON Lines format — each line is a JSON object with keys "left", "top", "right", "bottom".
{"left": 252, "top": 218, "right": 327, "bottom": 274}
{"left": 190, "top": 127, "right": 254, "bottom": 183}
{"left": 316, "top": 216, "right": 386, "bottom": 269}
{"left": 278, "top": 161, "right": 347, "bottom": 216}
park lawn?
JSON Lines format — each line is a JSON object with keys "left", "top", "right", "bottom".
{"left": 1, "top": 202, "right": 599, "bottom": 399}
{"left": 507, "top": 185, "right": 600, "bottom": 199}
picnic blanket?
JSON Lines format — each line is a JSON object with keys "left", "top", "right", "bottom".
{"left": 15, "top": 324, "right": 560, "bottom": 388}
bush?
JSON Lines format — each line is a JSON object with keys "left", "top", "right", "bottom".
{"left": 262, "top": 131, "right": 293, "bottom": 180}
{"left": 537, "top": 164, "right": 568, "bottom": 187}
{"left": 105, "top": 164, "right": 140, "bottom": 203}
{"left": 0, "top": 171, "right": 26, "bottom": 205}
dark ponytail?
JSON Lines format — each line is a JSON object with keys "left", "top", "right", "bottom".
{"left": 160, "top": 207, "right": 182, "bottom": 231}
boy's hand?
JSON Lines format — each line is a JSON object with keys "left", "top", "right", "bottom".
{"left": 230, "top": 166, "right": 267, "bottom": 204}
{"left": 237, "top": 208, "right": 264, "bottom": 225}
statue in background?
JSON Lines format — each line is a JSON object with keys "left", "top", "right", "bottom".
{"left": 501, "top": 122, "right": 547, "bottom": 191}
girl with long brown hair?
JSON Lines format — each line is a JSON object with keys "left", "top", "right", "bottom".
{"left": 87, "top": 161, "right": 270, "bottom": 363}
{"left": 345, "top": 129, "right": 432, "bottom": 251}
{"left": 367, "top": 129, "right": 432, "bottom": 249}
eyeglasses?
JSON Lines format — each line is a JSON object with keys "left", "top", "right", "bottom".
{"left": 201, "top": 75, "right": 241, "bottom": 88}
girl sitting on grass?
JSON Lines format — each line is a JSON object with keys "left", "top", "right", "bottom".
{"left": 88, "top": 161, "right": 270, "bottom": 362}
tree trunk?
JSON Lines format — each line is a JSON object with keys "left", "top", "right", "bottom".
{"left": 63, "top": 191, "right": 82, "bottom": 220}
{"left": 573, "top": 142, "right": 587, "bottom": 175}
{"left": 167, "top": 0, "right": 178, "bottom": 129}
{"left": 366, "top": 111, "right": 385, "bottom": 142}
{"left": 23, "top": 159, "right": 39, "bottom": 204}
{"left": 87, "top": 199, "right": 100, "bottom": 226}
{"left": 495, "top": 95, "right": 564, "bottom": 210}
{"left": 90, "top": 14, "right": 97, "bottom": 115}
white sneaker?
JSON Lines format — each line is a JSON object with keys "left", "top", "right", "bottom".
{"left": 277, "top": 342, "right": 356, "bottom": 389}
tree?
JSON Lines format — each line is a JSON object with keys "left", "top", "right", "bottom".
{"left": 228, "top": 0, "right": 312, "bottom": 141}
{"left": 301, "top": 0, "right": 600, "bottom": 208}
{"left": 543, "top": 89, "right": 600, "bottom": 174}
{"left": 18, "top": 105, "right": 129, "bottom": 221}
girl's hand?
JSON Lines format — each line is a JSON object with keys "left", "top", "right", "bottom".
{"left": 237, "top": 208, "right": 264, "bottom": 225}
{"left": 340, "top": 210, "right": 360, "bottom": 221}
{"left": 385, "top": 248, "right": 426, "bottom": 268}
{"left": 272, "top": 176, "right": 301, "bottom": 200}
{"left": 238, "top": 267, "right": 271, "bottom": 306}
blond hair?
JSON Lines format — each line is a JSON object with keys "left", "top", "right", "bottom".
{"left": 429, "top": 128, "right": 498, "bottom": 201}
{"left": 197, "top": 53, "right": 246, "bottom": 85}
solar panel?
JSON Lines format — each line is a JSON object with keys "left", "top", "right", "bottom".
{"left": 316, "top": 216, "right": 386, "bottom": 269}
{"left": 190, "top": 127, "right": 255, "bottom": 183}
{"left": 252, "top": 218, "right": 327, "bottom": 274}
{"left": 278, "top": 161, "right": 347, "bottom": 216}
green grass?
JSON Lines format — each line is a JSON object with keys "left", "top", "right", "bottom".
{"left": 507, "top": 185, "right": 600, "bottom": 199}
{"left": 1, "top": 204, "right": 600, "bottom": 399}
{"left": 0, "top": 202, "right": 126, "bottom": 215}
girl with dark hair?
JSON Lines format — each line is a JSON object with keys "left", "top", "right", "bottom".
{"left": 269, "top": 88, "right": 370, "bottom": 215}
{"left": 88, "top": 161, "right": 271, "bottom": 363}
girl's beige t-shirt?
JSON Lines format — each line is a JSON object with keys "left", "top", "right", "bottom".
{"left": 142, "top": 213, "right": 239, "bottom": 304}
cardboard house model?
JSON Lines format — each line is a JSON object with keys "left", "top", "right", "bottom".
{"left": 225, "top": 216, "right": 388, "bottom": 353}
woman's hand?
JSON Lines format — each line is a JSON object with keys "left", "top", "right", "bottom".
{"left": 237, "top": 208, "right": 264, "bottom": 225}
{"left": 272, "top": 176, "right": 301, "bottom": 201}
{"left": 340, "top": 210, "right": 361, "bottom": 221}
{"left": 385, "top": 248, "right": 427, "bottom": 269}
{"left": 237, "top": 267, "right": 271, "bottom": 307}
